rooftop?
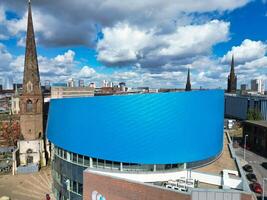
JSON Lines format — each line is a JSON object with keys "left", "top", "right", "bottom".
{"left": 244, "top": 120, "right": 267, "bottom": 128}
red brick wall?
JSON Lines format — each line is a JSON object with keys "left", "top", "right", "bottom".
{"left": 83, "top": 171, "right": 191, "bottom": 200}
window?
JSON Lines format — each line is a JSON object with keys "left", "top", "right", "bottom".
{"left": 78, "top": 154, "right": 83, "bottom": 165}
{"left": 72, "top": 153, "right": 77, "bottom": 163}
{"left": 63, "top": 150, "right": 67, "bottom": 160}
{"left": 78, "top": 183, "right": 83, "bottom": 195}
{"left": 27, "top": 81, "right": 33, "bottom": 93}
{"left": 72, "top": 181, "right": 77, "bottom": 193}
{"left": 26, "top": 99, "right": 33, "bottom": 112}
{"left": 84, "top": 156, "right": 90, "bottom": 166}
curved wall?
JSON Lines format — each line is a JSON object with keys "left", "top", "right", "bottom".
{"left": 47, "top": 90, "right": 224, "bottom": 164}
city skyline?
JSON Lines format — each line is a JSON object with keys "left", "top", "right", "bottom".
{"left": 0, "top": 0, "right": 267, "bottom": 88}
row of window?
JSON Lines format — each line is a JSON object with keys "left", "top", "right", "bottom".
{"left": 53, "top": 169, "right": 83, "bottom": 196}
{"left": 54, "top": 145, "right": 184, "bottom": 172}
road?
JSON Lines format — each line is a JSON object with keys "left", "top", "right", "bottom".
{"left": 235, "top": 147, "right": 267, "bottom": 199}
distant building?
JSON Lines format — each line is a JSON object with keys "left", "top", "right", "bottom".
{"left": 78, "top": 79, "right": 85, "bottom": 87}
{"left": 11, "top": 87, "right": 20, "bottom": 115}
{"left": 108, "top": 82, "right": 114, "bottom": 88}
{"left": 227, "top": 55, "right": 237, "bottom": 93}
{"left": 89, "top": 82, "right": 96, "bottom": 88}
{"left": 102, "top": 80, "right": 109, "bottom": 87}
{"left": 3, "top": 76, "right": 13, "bottom": 90}
{"left": 51, "top": 86, "right": 94, "bottom": 99}
{"left": 52, "top": 82, "right": 67, "bottom": 87}
{"left": 240, "top": 84, "right": 247, "bottom": 91}
{"left": 67, "top": 78, "right": 75, "bottom": 87}
{"left": 119, "top": 82, "right": 126, "bottom": 92}
{"left": 251, "top": 79, "right": 265, "bottom": 94}
{"left": 185, "top": 68, "right": 191, "bottom": 91}
{"left": 44, "top": 80, "right": 50, "bottom": 90}
{"left": 225, "top": 93, "right": 267, "bottom": 120}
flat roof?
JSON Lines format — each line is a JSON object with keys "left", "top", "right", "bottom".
{"left": 245, "top": 120, "right": 267, "bottom": 128}
{"left": 196, "top": 134, "right": 237, "bottom": 175}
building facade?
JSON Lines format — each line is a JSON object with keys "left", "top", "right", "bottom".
{"left": 225, "top": 93, "right": 267, "bottom": 120}
{"left": 47, "top": 90, "right": 225, "bottom": 199}
{"left": 51, "top": 87, "right": 94, "bottom": 99}
{"left": 243, "top": 120, "right": 267, "bottom": 157}
{"left": 251, "top": 79, "right": 265, "bottom": 94}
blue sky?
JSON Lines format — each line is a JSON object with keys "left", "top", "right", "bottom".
{"left": 0, "top": 0, "right": 266, "bottom": 89}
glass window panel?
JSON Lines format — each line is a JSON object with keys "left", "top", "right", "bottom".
{"left": 78, "top": 155, "right": 83, "bottom": 164}
{"left": 78, "top": 183, "right": 83, "bottom": 195}
{"left": 84, "top": 156, "right": 90, "bottom": 166}
{"left": 73, "top": 181, "right": 77, "bottom": 193}
{"left": 72, "top": 153, "right": 77, "bottom": 163}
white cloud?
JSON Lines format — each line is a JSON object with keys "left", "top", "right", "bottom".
{"left": 76, "top": 66, "right": 96, "bottom": 78}
{"left": 97, "top": 20, "right": 230, "bottom": 67}
{"left": 222, "top": 39, "right": 267, "bottom": 64}
{"left": 97, "top": 23, "right": 153, "bottom": 64}
{"left": 158, "top": 20, "right": 229, "bottom": 57}
{"left": 54, "top": 50, "right": 75, "bottom": 64}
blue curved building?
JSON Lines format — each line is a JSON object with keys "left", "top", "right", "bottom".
{"left": 47, "top": 90, "right": 224, "bottom": 199}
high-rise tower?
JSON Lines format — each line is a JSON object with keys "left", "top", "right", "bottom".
{"left": 227, "top": 55, "right": 237, "bottom": 93}
{"left": 20, "top": 0, "right": 43, "bottom": 141}
{"left": 185, "top": 68, "right": 191, "bottom": 91}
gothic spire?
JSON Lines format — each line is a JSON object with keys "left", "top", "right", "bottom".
{"left": 227, "top": 54, "right": 237, "bottom": 93}
{"left": 185, "top": 68, "right": 191, "bottom": 91}
{"left": 22, "top": 0, "right": 41, "bottom": 94}
{"left": 230, "top": 54, "right": 235, "bottom": 75}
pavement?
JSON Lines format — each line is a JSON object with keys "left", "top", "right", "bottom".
{"left": 235, "top": 146, "right": 267, "bottom": 200}
{"left": 0, "top": 166, "right": 55, "bottom": 200}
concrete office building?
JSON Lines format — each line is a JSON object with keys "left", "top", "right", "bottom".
{"left": 225, "top": 93, "right": 267, "bottom": 120}
{"left": 243, "top": 120, "right": 267, "bottom": 157}
{"left": 51, "top": 87, "right": 94, "bottom": 99}
{"left": 251, "top": 79, "right": 265, "bottom": 94}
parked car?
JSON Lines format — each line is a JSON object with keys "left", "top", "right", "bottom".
{"left": 250, "top": 182, "right": 263, "bottom": 194}
{"left": 243, "top": 164, "right": 253, "bottom": 172}
{"left": 261, "top": 162, "right": 267, "bottom": 169}
{"left": 246, "top": 173, "right": 257, "bottom": 182}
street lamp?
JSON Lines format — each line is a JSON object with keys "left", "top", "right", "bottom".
{"left": 262, "top": 178, "right": 267, "bottom": 200}
{"left": 244, "top": 134, "right": 248, "bottom": 161}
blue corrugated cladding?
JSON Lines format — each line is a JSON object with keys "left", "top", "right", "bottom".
{"left": 47, "top": 90, "right": 224, "bottom": 164}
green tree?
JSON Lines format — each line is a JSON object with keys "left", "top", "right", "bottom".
{"left": 247, "top": 109, "right": 263, "bottom": 120}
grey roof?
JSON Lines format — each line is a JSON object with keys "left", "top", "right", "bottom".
{"left": 245, "top": 120, "right": 267, "bottom": 128}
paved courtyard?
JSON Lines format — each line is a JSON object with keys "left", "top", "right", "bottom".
{"left": 0, "top": 166, "right": 55, "bottom": 200}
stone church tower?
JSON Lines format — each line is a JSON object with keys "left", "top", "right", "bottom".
{"left": 185, "top": 68, "right": 191, "bottom": 91}
{"left": 20, "top": 0, "right": 43, "bottom": 140}
{"left": 227, "top": 55, "right": 237, "bottom": 93}
{"left": 18, "top": 0, "right": 46, "bottom": 168}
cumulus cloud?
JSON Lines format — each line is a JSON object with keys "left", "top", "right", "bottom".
{"left": 222, "top": 39, "right": 267, "bottom": 64}
{"left": 97, "top": 20, "right": 230, "bottom": 68}
{"left": 0, "top": 0, "right": 249, "bottom": 47}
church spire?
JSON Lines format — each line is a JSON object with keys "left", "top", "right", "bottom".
{"left": 185, "top": 68, "right": 191, "bottom": 91}
{"left": 22, "top": 0, "right": 41, "bottom": 95}
{"left": 227, "top": 54, "right": 237, "bottom": 93}
{"left": 230, "top": 54, "right": 235, "bottom": 75}
{"left": 20, "top": 0, "right": 43, "bottom": 141}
